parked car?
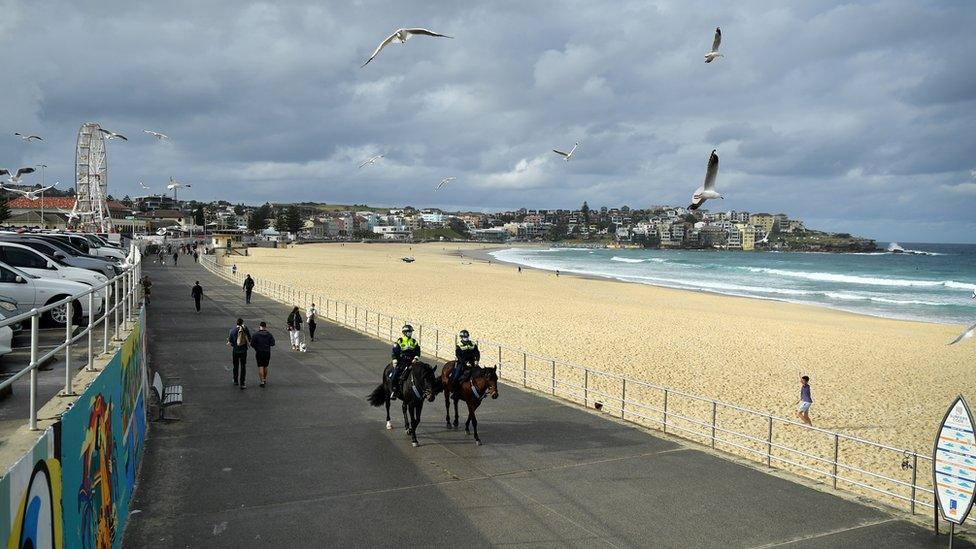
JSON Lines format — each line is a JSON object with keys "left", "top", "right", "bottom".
{"left": 0, "top": 242, "right": 108, "bottom": 301}
{"left": 0, "top": 312, "right": 12, "bottom": 358}
{"left": 0, "top": 236, "right": 119, "bottom": 278}
{"left": 0, "top": 261, "right": 95, "bottom": 326}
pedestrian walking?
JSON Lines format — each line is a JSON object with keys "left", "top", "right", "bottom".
{"left": 193, "top": 251, "right": 199, "bottom": 263}
{"left": 796, "top": 375, "right": 813, "bottom": 426}
{"left": 141, "top": 275, "right": 152, "bottom": 306}
{"left": 287, "top": 306, "right": 303, "bottom": 350}
{"left": 172, "top": 252, "right": 179, "bottom": 265}
{"left": 232, "top": 264, "right": 238, "bottom": 276}
{"left": 307, "top": 302, "right": 318, "bottom": 341}
{"left": 243, "top": 274, "right": 255, "bottom": 304}
{"left": 518, "top": 266, "right": 522, "bottom": 273}
{"left": 191, "top": 281, "right": 203, "bottom": 313}
{"left": 228, "top": 318, "right": 251, "bottom": 389}
{"left": 250, "top": 321, "right": 276, "bottom": 387}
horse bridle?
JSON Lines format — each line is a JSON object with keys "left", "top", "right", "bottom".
{"left": 409, "top": 364, "right": 433, "bottom": 400}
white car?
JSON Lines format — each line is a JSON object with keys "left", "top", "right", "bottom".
{"left": 0, "top": 262, "right": 96, "bottom": 327}
{"left": 0, "top": 242, "right": 109, "bottom": 301}
{"left": 0, "top": 296, "right": 18, "bottom": 356}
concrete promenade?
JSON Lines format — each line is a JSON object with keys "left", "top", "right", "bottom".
{"left": 122, "top": 260, "right": 961, "bottom": 548}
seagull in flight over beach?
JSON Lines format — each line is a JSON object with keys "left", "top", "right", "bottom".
{"left": 98, "top": 128, "right": 128, "bottom": 141}
{"left": 57, "top": 201, "right": 93, "bottom": 222}
{"left": 7, "top": 182, "right": 58, "bottom": 201}
{"left": 139, "top": 181, "right": 151, "bottom": 190}
{"left": 435, "top": 177, "right": 456, "bottom": 190}
{"left": 949, "top": 322, "right": 976, "bottom": 346}
{"left": 705, "top": 27, "right": 724, "bottom": 63}
{"left": 143, "top": 130, "right": 169, "bottom": 140}
{"left": 552, "top": 141, "right": 580, "bottom": 161}
{"left": 688, "top": 149, "right": 722, "bottom": 210}
{"left": 166, "top": 177, "right": 191, "bottom": 191}
{"left": 359, "top": 154, "right": 384, "bottom": 168}
{"left": 0, "top": 167, "right": 36, "bottom": 185}
{"left": 14, "top": 133, "right": 43, "bottom": 143}
{"left": 361, "top": 28, "right": 453, "bottom": 67}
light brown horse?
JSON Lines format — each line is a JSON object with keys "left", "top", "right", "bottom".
{"left": 440, "top": 360, "right": 499, "bottom": 445}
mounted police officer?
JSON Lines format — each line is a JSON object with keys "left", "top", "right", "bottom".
{"left": 452, "top": 329, "right": 481, "bottom": 384}
{"left": 390, "top": 324, "right": 421, "bottom": 399}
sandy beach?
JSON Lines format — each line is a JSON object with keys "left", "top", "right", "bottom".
{"left": 226, "top": 241, "right": 973, "bottom": 488}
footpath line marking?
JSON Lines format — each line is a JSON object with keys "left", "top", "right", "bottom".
{"left": 750, "top": 518, "right": 898, "bottom": 548}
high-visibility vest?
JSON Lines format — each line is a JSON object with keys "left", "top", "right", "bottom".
{"left": 457, "top": 341, "right": 476, "bottom": 351}
{"left": 397, "top": 336, "right": 418, "bottom": 350}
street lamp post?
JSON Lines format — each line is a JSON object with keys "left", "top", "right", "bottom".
{"left": 36, "top": 164, "right": 47, "bottom": 229}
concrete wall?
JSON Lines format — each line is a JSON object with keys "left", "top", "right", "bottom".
{"left": 0, "top": 308, "right": 147, "bottom": 548}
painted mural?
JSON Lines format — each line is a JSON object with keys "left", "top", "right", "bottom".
{"left": 0, "top": 307, "right": 147, "bottom": 549}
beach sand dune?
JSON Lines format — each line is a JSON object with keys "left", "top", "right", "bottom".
{"left": 229, "top": 242, "right": 972, "bottom": 503}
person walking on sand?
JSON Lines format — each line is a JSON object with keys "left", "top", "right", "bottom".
{"left": 250, "top": 321, "right": 275, "bottom": 387}
{"left": 191, "top": 281, "right": 203, "bottom": 313}
{"left": 287, "top": 306, "right": 303, "bottom": 350}
{"left": 797, "top": 375, "right": 813, "bottom": 426}
{"left": 243, "top": 275, "right": 255, "bottom": 304}
{"left": 307, "top": 302, "right": 318, "bottom": 341}
{"left": 228, "top": 318, "right": 251, "bottom": 389}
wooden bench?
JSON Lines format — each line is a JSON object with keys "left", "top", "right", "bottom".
{"left": 151, "top": 371, "right": 183, "bottom": 420}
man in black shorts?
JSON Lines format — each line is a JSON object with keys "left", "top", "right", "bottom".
{"left": 250, "top": 321, "right": 276, "bottom": 387}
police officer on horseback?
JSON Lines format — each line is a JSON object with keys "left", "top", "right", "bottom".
{"left": 452, "top": 329, "right": 481, "bottom": 383}
{"left": 390, "top": 324, "right": 421, "bottom": 399}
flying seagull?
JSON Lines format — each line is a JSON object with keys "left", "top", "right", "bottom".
{"left": 98, "top": 128, "right": 128, "bottom": 141}
{"left": 705, "top": 27, "right": 723, "bottom": 63}
{"left": 359, "top": 154, "right": 384, "bottom": 168}
{"left": 166, "top": 178, "right": 191, "bottom": 191}
{"left": 0, "top": 167, "right": 36, "bottom": 185}
{"left": 7, "top": 182, "right": 58, "bottom": 201}
{"left": 57, "top": 201, "right": 94, "bottom": 222}
{"left": 139, "top": 181, "right": 151, "bottom": 190}
{"left": 362, "top": 28, "right": 453, "bottom": 67}
{"left": 14, "top": 132, "right": 43, "bottom": 142}
{"left": 949, "top": 322, "right": 976, "bottom": 346}
{"left": 552, "top": 141, "right": 580, "bottom": 161}
{"left": 688, "top": 149, "right": 722, "bottom": 210}
{"left": 435, "top": 177, "right": 456, "bottom": 190}
{"left": 143, "top": 129, "right": 169, "bottom": 140}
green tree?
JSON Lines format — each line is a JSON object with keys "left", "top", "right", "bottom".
{"left": 285, "top": 206, "right": 303, "bottom": 233}
{"left": 0, "top": 200, "right": 10, "bottom": 224}
{"left": 581, "top": 201, "right": 590, "bottom": 227}
{"left": 193, "top": 206, "right": 205, "bottom": 226}
{"left": 247, "top": 204, "right": 270, "bottom": 232}
{"left": 234, "top": 204, "right": 245, "bottom": 216}
{"left": 547, "top": 221, "right": 569, "bottom": 241}
{"left": 448, "top": 218, "right": 470, "bottom": 237}
{"left": 274, "top": 208, "right": 288, "bottom": 232}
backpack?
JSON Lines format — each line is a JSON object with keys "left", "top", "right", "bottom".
{"left": 236, "top": 326, "right": 249, "bottom": 347}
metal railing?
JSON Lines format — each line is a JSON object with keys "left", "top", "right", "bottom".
{"left": 0, "top": 244, "right": 142, "bottom": 431}
{"left": 200, "top": 253, "right": 946, "bottom": 526}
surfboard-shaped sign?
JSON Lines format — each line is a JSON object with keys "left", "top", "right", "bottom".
{"left": 934, "top": 395, "right": 976, "bottom": 525}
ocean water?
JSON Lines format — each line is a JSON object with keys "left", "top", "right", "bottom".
{"left": 489, "top": 243, "right": 976, "bottom": 325}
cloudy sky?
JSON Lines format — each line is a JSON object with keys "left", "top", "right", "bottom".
{"left": 1, "top": 0, "right": 974, "bottom": 242}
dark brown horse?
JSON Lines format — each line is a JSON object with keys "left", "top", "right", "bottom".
{"left": 440, "top": 361, "right": 499, "bottom": 445}
{"left": 368, "top": 361, "right": 442, "bottom": 447}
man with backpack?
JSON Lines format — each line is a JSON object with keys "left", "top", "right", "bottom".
{"left": 228, "top": 318, "right": 251, "bottom": 389}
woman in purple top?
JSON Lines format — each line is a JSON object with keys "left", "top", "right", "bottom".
{"left": 796, "top": 375, "right": 813, "bottom": 426}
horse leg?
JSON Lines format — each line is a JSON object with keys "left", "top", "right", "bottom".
{"left": 465, "top": 401, "right": 472, "bottom": 435}
{"left": 385, "top": 396, "right": 392, "bottom": 430}
{"left": 402, "top": 401, "right": 411, "bottom": 435}
{"left": 469, "top": 404, "right": 481, "bottom": 446}
{"left": 453, "top": 396, "right": 460, "bottom": 429}
{"left": 444, "top": 389, "right": 452, "bottom": 429}
{"left": 410, "top": 405, "right": 420, "bottom": 447}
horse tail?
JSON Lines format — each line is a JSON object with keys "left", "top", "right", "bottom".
{"left": 367, "top": 384, "right": 386, "bottom": 407}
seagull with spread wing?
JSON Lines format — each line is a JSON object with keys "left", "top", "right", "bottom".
{"left": 435, "top": 177, "right": 456, "bottom": 190}
{"left": 143, "top": 130, "right": 169, "bottom": 140}
{"left": 359, "top": 154, "right": 384, "bottom": 168}
{"left": 688, "top": 149, "right": 722, "bottom": 210}
{"left": 0, "top": 167, "right": 36, "bottom": 185}
{"left": 14, "top": 132, "right": 43, "bottom": 143}
{"left": 57, "top": 201, "right": 93, "bottom": 222}
{"left": 949, "top": 322, "right": 976, "bottom": 346}
{"left": 362, "top": 28, "right": 453, "bottom": 67}
{"left": 98, "top": 128, "right": 128, "bottom": 141}
{"left": 705, "top": 27, "right": 724, "bottom": 63}
{"left": 552, "top": 141, "right": 580, "bottom": 161}
{"left": 7, "top": 182, "right": 58, "bottom": 201}
{"left": 139, "top": 181, "right": 151, "bottom": 190}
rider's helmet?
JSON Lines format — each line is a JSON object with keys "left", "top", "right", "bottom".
{"left": 402, "top": 324, "right": 414, "bottom": 336}
{"left": 458, "top": 329, "right": 470, "bottom": 342}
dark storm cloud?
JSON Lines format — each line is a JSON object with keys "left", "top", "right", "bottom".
{"left": 0, "top": 0, "right": 974, "bottom": 241}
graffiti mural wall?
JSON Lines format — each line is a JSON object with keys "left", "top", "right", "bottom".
{"left": 0, "top": 308, "right": 147, "bottom": 549}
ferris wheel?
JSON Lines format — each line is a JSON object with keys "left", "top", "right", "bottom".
{"left": 74, "top": 123, "right": 114, "bottom": 232}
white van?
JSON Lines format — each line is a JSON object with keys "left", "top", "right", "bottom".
{"left": 0, "top": 242, "right": 108, "bottom": 302}
{"left": 0, "top": 262, "right": 96, "bottom": 326}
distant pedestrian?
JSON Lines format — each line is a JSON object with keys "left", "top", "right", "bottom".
{"left": 797, "top": 375, "right": 813, "bottom": 426}
{"left": 518, "top": 266, "right": 522, "bottom": 273}
{"left": 243, "top": 275, "right": 255, "bottom": 304}
{"left": 172, "top": 252, "right": 179, "bottom": 265}
{"left": 191, "top": 281, "right": 203, "bottom": 313}
{"left": 556, "top": 270, "right": 560, "bottom": 277}
{"left": 287, "top": 306, "right": 303, "bottom": 350}
{"left": 307, "top": 302, "right": 318, "bottom": 342}
{"left": 228, "top": 318, "right": 251, "bottom": 389}
{"left": 141, "top": 275, "right": 152, "bottom": 305}
{"left": 193, "top": 251, "right": 199, "bottom": 263}
{"left": 251, "top": 321, "right": 275, "bottom": 387}
{"left": 232, "top": 264, "right": 238, "bottom": 276}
